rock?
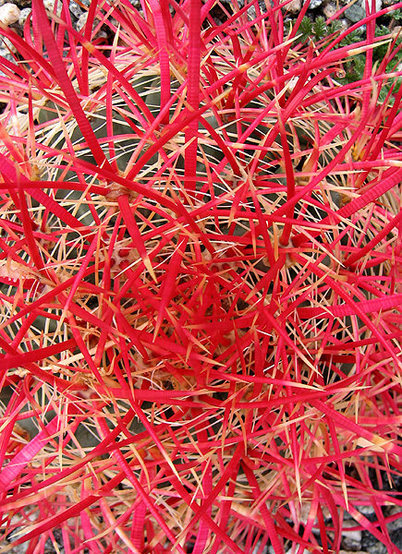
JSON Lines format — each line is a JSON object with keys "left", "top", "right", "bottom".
{"left": 286, "top": 0, "right": 302, "bottom": 13}
{"left": 341, "top": 520, "right": 362, "bottom": 551}
{"left": 69, "top": 1, "right": 83, "bottom": 20}
{"left": 76, "top": 11, "right": 89, "bottom": 30}
{"left": 370, "top": 0, "right": 383, "bottom": 10}
{"left": 238, "top": 0, "right": 268, "bottom": 11}
{"left": 0, "top": 3, "right": 20, "bottom": 26}
{"left": 361, "top": 531, "right": 388, "bottom": 554}
{"left": 43, "top": 0, "right": 63, "bottom": 17}
{"left": 323, "top": 2, "right": 337, "bottom": 18}
{"left": 76, "top": 12, "right": 108, "bottom": 38}
{"left": 252, "top": 541, "right": 269, "bottom": 553}
{"left": 390, "top": 528, "right": 402, "bottom": 550}
{"left": 339, "top": 551, "right": 369, "bottom": 554}
{"left": 345, "top": 3, "right": 365, "bottom": 22}
{"left": 392, "top": 25, "right": 402, "bottom": 39}
{"left": 246, "top": 5, "right": 257, "bottom": 19}
{"left": 18, "top": 7, "right": 31, "bottom": 27}
{"left": 5, "top": 545, "right": 29, "bottom": 553}
{"left": 345, "top": 0, "right": 382, "bottom": 22}
{"left": 0, "top": 36, "right": 16, "bottom": 53}
{"left": 356, "top": 505, "right": 376, "bottom": 517}
{"left": 386, "top": 506, "right": 402, "bottom": 533}
{"left": 0, "top": 50, "right": 14, "bottom": 77}
{"left": 44, "top": 528, "right": 65, "bottom": 553}
{"left": 309, "top": 0, "right": 323, "bottom": 9}
{"left": 5, "top": 516, "right": 30, "bottom": 553}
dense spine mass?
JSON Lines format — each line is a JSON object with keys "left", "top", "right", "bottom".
{"left": 0, "top": 1, "right": 401, "bottom": 552}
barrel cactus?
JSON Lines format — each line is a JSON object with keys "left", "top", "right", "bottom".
{"left": 0, "top": 0, "right": 401, "bottom": 552}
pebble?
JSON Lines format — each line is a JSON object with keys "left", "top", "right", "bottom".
{"left": 386, "top": 506, "right": 402, "bottom": 533}
{"left": 338, "top": 550, "right": 367, "bottom": 554}
{"left": 286, "top": 0, "right": 302, "bottom": 13}
{"left": 69, "top": 1, "right": 83, "bottom": 20}
{"left": 323, "top": 2, "right": 337, "bottom": 18}
{"left": 390, "top": 529, "right": 402, "bottom": 550}
{"left": 0, "top": 3, "right": 20, "bottom": 26}
{"left": 5, "top": 545, "right": 28, "bottom": 554}
{"left": 0, "top": 50, "right": 14, "bottom": 76}
{"left": 309, "top": 0, "right": 323, "bottom": 9}
{"left": 371, "top": 0, "right": 383, "bottom": 10}
{"left": 18, "top": 7, "right": 31, "bottom": 27}
{"left": 345, "top": 3, "right": 365, "bottom": 22}
{"left": 356, "top": 504, "right": 376, "bottom": 516}
{"left": 345, "top": 0, "right": 383, "bottom": 23}
{"left": 0, "top": 36, "right": 16, "bottom": 52}
{"left": 252, "top": 542, "right": 268, "bottom": 553}
{"left": 76, "top": 11, "right": 89, "bottom": 31}
{"left": 43, "top": 0, "right": 63, "bottom": 17}
{"left": 341, "top": 532, "right": 362, "bottom": 551}
{"left": 5, "top": 517, "right": 31, "bottom": 553}
{"left": 237, "top": 0, "right": 268, "bottom": 19}
{"left": 76, "top": 12, "right": 108, "bottom": 38}
{"left": 361, "top": 531, "right": 388, "bottom": 554}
